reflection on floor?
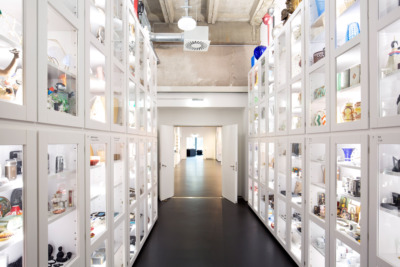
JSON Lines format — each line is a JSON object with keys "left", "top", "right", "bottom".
{"left": 133, "top": 198, "right": 297, "bottom": 267}
{"left": 174, "top": 156, "right": 222, "bottom": 197}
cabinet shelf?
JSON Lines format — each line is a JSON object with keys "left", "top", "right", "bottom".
{"left": 0, "top": 32, "right": 21, "bottom": 49}
{"left": 0, "top": 175, "right": 23, "bottom": 193}
{"left": 48, "top": 206, "right": 76, "bottom": 224}
{"left": 48, "top": 61, "right": 77, "bottom": 79}
{"left": 311, "top": 241, "right": 326, "bottom": 257}
{"left": 337, "top": 0, "right": 359, "bottom": 18}
{"left": 381, "top": 68, "right": 400, "bottom": 82}
{"left": 311, "top": 13, "right": 325, "bottom": 29}
{"left": 311, "top": 182, "right": 325, "bottom": 189}
{"left": 380, "top": 170, "right": 400, "bottom": 177}
{"left": 379, "top": 206, "right": 400, "bottom": 218}
{"left": 337, "top": 161, "right": 361, "bottom": 170}
{"left": 337, "top": 192, "right": 361, "bottom": 203}
{"left": 336, "top": 83, "right": 361, "bottom": 103}
{"left": 48, "top": 169, "right": 76, "bottom": 180}
{"left": 90, "top": 162, "right": 105, "bottom": 170}
{"left": 0, "top": 228, "right": 23, "bottom": 250}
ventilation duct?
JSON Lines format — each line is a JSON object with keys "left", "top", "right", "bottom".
{"left": 150, "top": 26, "right": 210, "bottom": 52}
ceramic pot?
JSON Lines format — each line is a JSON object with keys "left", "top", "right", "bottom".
{"left": 342, "top": 102, "right": 354, "bottom": 122}
{"left": 342, "top": 148, "right": 355, "bottom": 162}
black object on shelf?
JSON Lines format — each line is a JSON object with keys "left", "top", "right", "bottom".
{"left": 186, "top": 149, "right": 196, "bottom": 157}
{"left": 196, "top": 150, "right": 203, "bottom": 156}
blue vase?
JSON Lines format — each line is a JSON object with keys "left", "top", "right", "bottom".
{"left": 315, "top": 0, "right": 325, "bottom": 17}
{"left": 254, "top": 45, "right": 267, "bottom": 60}
{"left": 342, "top": 148, "right": 355, "bottom": 162}
{"left": 345, "top": 22, "right": 360, "bottom": 42}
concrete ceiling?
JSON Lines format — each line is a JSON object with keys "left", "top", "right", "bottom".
{"left": 143, "top": 0, "right": 273, "bottom": 45}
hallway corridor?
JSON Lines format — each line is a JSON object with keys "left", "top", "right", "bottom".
{"left": 133, "top": 156, "right": 297, "bottom": 267}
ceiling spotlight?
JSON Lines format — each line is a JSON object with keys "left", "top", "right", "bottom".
{"left": 178, "top": 16, "right": 196, "bottom": 31}
{"left": 178, "top": 0, "right": 196, "bottom": 31}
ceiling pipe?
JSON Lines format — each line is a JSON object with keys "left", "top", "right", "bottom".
{"left": 150, "top": 32, "right": 184, "bottom": 43}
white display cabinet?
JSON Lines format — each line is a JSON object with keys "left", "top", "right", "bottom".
{"left": 146, "top": 140, "right": 152, "bottom": 190}
{"left": 289, "top": 139, "right": 304, "bottom": 210}
{"left": 277, "top": 88, "right": 288, "bottom": 135}
{"left": 90, "top": 239, "right": 107, "bottom": 267}
{"left": 268, "top": 141, "right": 276, "bottom": 191}
{"left": 37, "top": 1, "right": 85, "bottom": 127}
{"left": 306, "top": 136, "right": 330, "bottom": 267}
{"left": 146, "top": 94, "right": 152, "bottom": 134}
{"left": 248, "top": 178, "right": 253, "bottom": 208}
{"left": 138, "top": 86, "right": 146, "bottom": 132}
{"left": 260, "top": 185, "right": 266, "bottom": 221}
{"left": 277, "top": 138, "right": 288, "bottom": 198}
{"left": 127, "top": 5, "right": 137, "bottom": 80}
{"left": 260, "top": 141, "right": 267, "bottom": 185}
{"left": 254, "top": 141, "right": 259, "bottom": 182}
{"left": 138, "top": 201, "right": 146, "bottom": 246}
{"left": 277, "top": 196, "right": 287, "bottom": 246}
{"left": 138, "top": 139, "right": 146, "bottom": 197}
{"left": 85, "top": 134, "right": 111, "bottom": 267}
{"left": 259, "top": 56, "right": 267, "bottom": 104}
{"left": 369, "top": 133, "right": 400, "bottom": 267}
{"left": 112, "top": 0, "right": 125, "bottom": 66}
{"left": 267, "top": 190, "right": 276, "bottom": 233}
{"left": 152, "top": 187, "right": 158, "bottom": 222}
{"left": 111, "top": 136, "right": 126, "bottom": 223}
{"left": 147, "top": 192, "right": 152, "bottom": 230}
{"left": 0, "top": 0, "right": 37, "bottom": 122}
{"left": 254, "top": 181, "right": 259, "bottom": 213}
{"left": 38, "top": 132, "right": 85, "bottom": 267}
{"left": 369, "top": 0, "right": 400, "bottom": 128}
{"left": 0, "top": 129, "right": 37, "bottom": 266}
{"left": 152, "top": 140, "right": 157, "bottom": 187}
{"left": 113, "top": 220, "right": 126, "bottom": 267}
{"left": 128, "top": 79, "right": 137, "bottom": 133}
{"left": 330, "top": 0, "right": 368, "bottom": 132}
{"left": 330, "top": 135, "right": 368, "bottom": 267}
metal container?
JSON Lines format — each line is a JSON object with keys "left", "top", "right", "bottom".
{"left": 5, "top": 159, "right": 17, "bottom": 180}
{"left": 55, "top": 156, "right": 64, "bottom": 173}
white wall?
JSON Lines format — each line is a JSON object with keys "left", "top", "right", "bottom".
{"left": 179, "top": 127, "right": 217, "bottom": 160}
{"left": 158, "top": 107, "right": 247, "bottom": 198}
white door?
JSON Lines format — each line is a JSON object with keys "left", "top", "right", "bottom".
{"left": 222, "top": 124, "right": 238, "bottom": 203}
{"left": 159, "top": 125, "right": 174, "bottom": 201}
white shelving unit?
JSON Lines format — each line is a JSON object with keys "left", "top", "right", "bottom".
{"left": 0, "top": 0, "right": 158, "bottom": 266}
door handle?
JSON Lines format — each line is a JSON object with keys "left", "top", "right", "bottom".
{"left": 230, "top": 164, "right": 235, "bottom": 171}
{"left": 162, "top": 164, "right": 167, "bottom": 167}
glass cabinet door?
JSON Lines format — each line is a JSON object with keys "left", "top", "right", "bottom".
{"left": 129, "top": 209, "right": 137, "bottom": 263}
{"left": 87, "top": 136, "right": 108, "bottom": 246}
{"left": 335, "top": 0, "right": 361, "bottom": 48}
{"left": 277, "top": 89, "right": 288, "bottom": 134}
{"left": 277, "top": 32, "right": 287, "bottom": 88}
{"left": 309, "top": 220, "right": 327, "bottom": 266}
{"left": 88, "top": 45, "right": 108, "bottom": 126}
{"left": 248, "top": 142, "right": 253, "bottom": 178}
{"left": 146, "top": 95, "right": 152, "bottom": 134}
{"left": 260, "top": 56, "right": 266, "bottom": 103}
{"left": 112, "top": 0, "right": 125, "bottom": 64}
{"left": 268, "top": 95, "right": 275, "bottom": 134}
{"left": 290, "top": 81, "right": 304, "bottom": 133}
{"left": 253, "top": 65, "right": 260, "bottom": 108}
{"left": 267, "top": 192, "right": 275, "bottom": 231}
{"left": 112, "top": 137, "right": 125, "bottom": 222}
{"left": 260, "top": 106, "right": 266, "bottom": 136}
{"left": 370, "top": 134, "right": 400, "bottom": 267}
{"left": 138, "top": 30, "right": 145, "bottom": 87}
{"left": 112, "top": 65, "right": 125, "bottom": 130}
{"left": 277, "top": 139, "right": 287, "bottom": 197}
{"left": 332, "top": 135, "right": 367, "bottom": 267}
{"left": 139, "top": 202, "right": 145, "bottom": 245}
{"left": 138, "top": 140, "right": 145, "bottom": 197}
{"left": 128, "top": 139, "right": 137, "bottom": 207}
{"left": 90, "top": 240, "right": 107, "bottom": 267}
{"left": 113, "top": 222, "right": 125, "bottom": 267}
{"left": 128, "top": 80, "right": 136, "bottom": 131}
{"left": 138, "top": 88, "right": 145, "bottom": 132}
{"left": 128, "top": 9, "right": 136, "bottom": 79}
{"left": 152, "top": 141, "right": 157, "bottom": 187}
{"left": 260, "top": 142, "right": 266, "bottom": 185}
{"left": 308, "top": 66, "right": 328, "bottom": 132}
{"left": 308, "top": 0, "right": 326, "bottom": 66}
{"left": 248, "top": 178, "right": 253, "bottom": 208}
{"left": 290, "top": 10, "right": 303, "bottom": 79}
{"left": 146, "top": 141, "right": 151, "bottom": 190}
{"left": 268, "top": 46, "right": 275, "bottom": 95}
{"left": 260, "top": 186, "right": 266, "bottom": 221}
{"left": 277, "top": 198, "right": 287, "bottom": 245}
{"left": 290, "top": 141, "right": 303, "bottom": 208}
{"left": 254, "top": 141, "right": 259, "bottom": 182}
{"left": 152, "top": 187, "right": 157, "bottom": 221}
{"left": 147, "top": 192, "right": 152, "bottom": 230}
{"left": 378, "top": 0, "right": 400, "bottom": 19}
{"left": 89, "top": 0, "right": 106, "bottom": 47}
{"left": 254, "top": 181, "right": 259, "bottom": 212}
{"left": 268, "top": 142, "right": 275, "bottom": 191}
{"left": 290, "top": 208, "right": 302, "bottom": 263}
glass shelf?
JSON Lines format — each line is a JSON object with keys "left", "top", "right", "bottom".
{"left": 309, "top": 0, "right": 326, "bottom": 66}
{"left": 378, "top": 19, "right": 400, "bottom": 119}
{"left": 336, "top": 143, "right": 361, "bottom": 244}
{"left": 309, "top": 221, "right": 326, "bottom": 266}
{"left": 336, "top": 0, "right": 361, "bottom": 48}
{"left": 0, "top": 145, "right": 24, "bottom": 264}
{"left": 90, "top": 143, "right": 107, "bottom": 244}
{"left": 336, "top": 45, "right": 361, "bottom": 124}
{"left": 309, "top": 66, "right": 327, "bottom": 128}
{"left": 377, "top": 143, "right": 400, "bottom": 266}
{"left": 0, "top": 1, "right": 23, "bottom": 106}
{"left": 89, "top": 45, "right": 106, "bottom": 124}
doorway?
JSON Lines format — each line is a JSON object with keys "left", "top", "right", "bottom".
{"left": 173, "top": 126, "right": 222, "bottom": 197}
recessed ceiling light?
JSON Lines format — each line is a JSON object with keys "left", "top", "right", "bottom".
{"left": 178, "top": 16, "right": 196, "bottom": 31}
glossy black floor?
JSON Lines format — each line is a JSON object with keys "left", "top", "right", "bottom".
{"left": 133, "top": 158, "right": 297, "bottom": 267}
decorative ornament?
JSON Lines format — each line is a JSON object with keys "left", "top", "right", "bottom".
{"left": 254, "top": 46, "right": 267, "bottom": 60}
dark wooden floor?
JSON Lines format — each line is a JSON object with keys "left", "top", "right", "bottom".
{"left": 133, "top": 158, "right": 297, "bottom": 267}
{"left": 174, "top": 156, "right": 222, "bottom": 197}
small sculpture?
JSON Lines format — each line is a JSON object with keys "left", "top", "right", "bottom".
{"left": 56, "top": 246, "right": 72, "bottom": 263}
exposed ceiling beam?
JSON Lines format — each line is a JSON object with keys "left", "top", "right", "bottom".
{"left": 249, "top": 0, "right": 273, "bottom": 26}
{"left": 207, "top": 0, "right": 220, "bottom": 24}
{"left": 159, "top": 0, "right": 175, "bottom": 23}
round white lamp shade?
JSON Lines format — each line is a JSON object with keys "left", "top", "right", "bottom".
{"left": 178, "top": 16, "right": 196, "bottom": 31}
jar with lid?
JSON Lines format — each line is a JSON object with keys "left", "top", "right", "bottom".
{"left": 5, "top": 159, "right": 17, "bottom": 180}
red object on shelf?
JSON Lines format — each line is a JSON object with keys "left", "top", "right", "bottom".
{"left": 134, "top": 0, "right": 138, "bottom": 18}
{"left": 6, "top": 205, "right": 22, "bottom": 216}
